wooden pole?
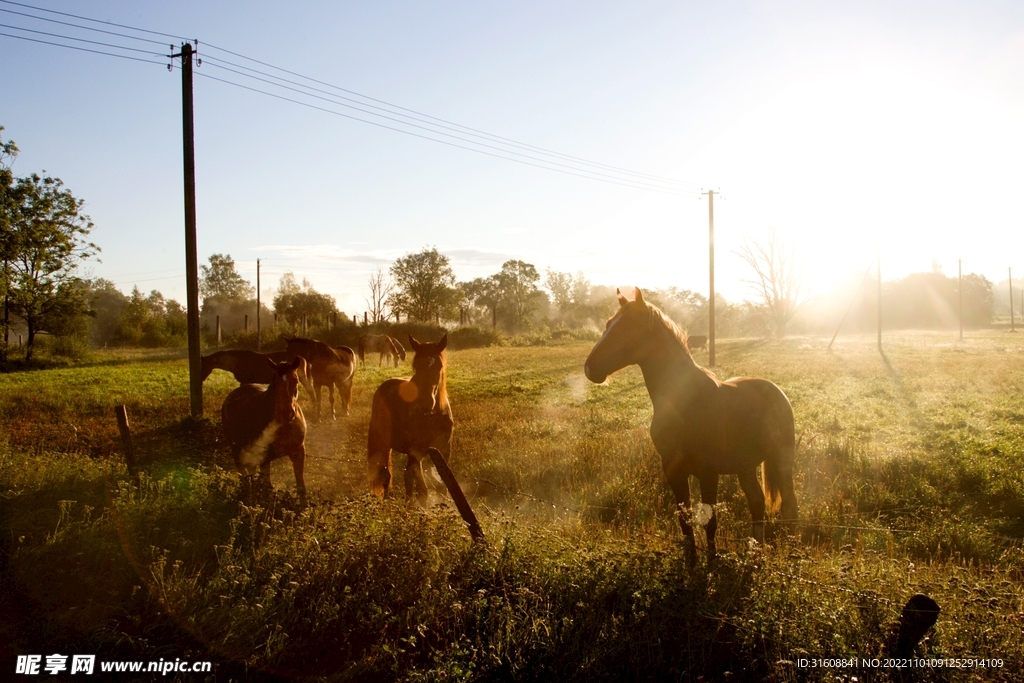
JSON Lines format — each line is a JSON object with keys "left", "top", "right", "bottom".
{"left": 216, "top": 315, "right": 221, "bottom": 345}
{"left": 706, "top": 190, "right": 716, "bottom": 366}
{"left": 114, "top": 404, "right": 138, "bottom": 477}
{"left": 958, "top": 259, "right": 963, "bottom": 341}
{"left": 256, "top": 258, "right": 261, "bottom": 351}
{"left": 427, "top": 447, "right": 484, "bottom": 541}
{"left": 877, "top": 248, "right": 882, "bottom": 353}
{"left": 177, "top": 41, "right": 202, "bottom": 418}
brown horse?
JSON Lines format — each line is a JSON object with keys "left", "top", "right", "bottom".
{"left": 284, "top": 337, "right": 355, "bottom": 421}
{"left": 584, "top": 288, "right": 797, "bottom": 556}
{"left": 358, "top": 334, "right": 401, "bottom": 367}
{"left": 367, "top": 334, "right": 453, "bottom": 506}
{"left": 201, "top": 349, "right": 315, "bottom": 398}
{"left": 221, "top": 357, "right": 307, "bottom": 500}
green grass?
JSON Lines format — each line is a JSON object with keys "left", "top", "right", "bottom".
{"left": 2, "top": 332, "right": 1024, "bottom": 681}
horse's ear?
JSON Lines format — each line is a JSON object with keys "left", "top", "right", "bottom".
{"left": 616, "top": 288, "right": 628, "bottom": 306}
{"left": 635, "top": 288, "right": 646, "bottom": 307}
{"left": 409, "top": 335, "right": 421, "bottom": 352}
{"left": 289, "top": 357, "right": 302, "bottom": 371}
{"left": 266, "top": 358, "right": 278, "bottom": 370}
{"left": 437, "top": 334, "right": 448, "bottom": 352}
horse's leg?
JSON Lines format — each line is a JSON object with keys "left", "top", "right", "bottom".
{"left": 313, "top": 381, "right": 323, "bottom": 423}
{"left": 342, "top": 377, "right": 353, "bottom": 416}
{"left": 662, "top": 453, "right": 696, "bottom": 562}
{"left": 367, "top": 448, "right": 393, "bottom": 498}
{"left": 405, "top": 450, "right": 429, "bottom": 507}
{"left": 327, "top": 383, "right": 336, "bottom": 421}
{"left": 698, "top": 473, "right": 720, "bottom": 558}
{"left": 738, "top": 468, "right": 767, "bottom": 544}
{"left": 289, "top": 444, "right": 307, "bottom": 503}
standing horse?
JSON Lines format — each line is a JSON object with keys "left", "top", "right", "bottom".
{"left": 284, "top": 337, "right": 355, "bottom": 420}
{"left": 201, "top": 349, "right": 315, "bottom": 399}
{"left": 584, "top": 288, "right": 797, "bottom": 556}
{"left": 358, "top": 334, "right": 401, "bottom": 367}
{"left": 367, "top": 334, "right": 453, "bottom": 506}
{"left": 221, "top": 357, "right": 307, "bottom": 500}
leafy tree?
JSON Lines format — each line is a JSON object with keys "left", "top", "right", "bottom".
{"left": 273, "top": 272, "right": 337, "bottom": 327}
{"left": 199, "top": 253, "right": 254, "bottom": 302}
{"left": 389, "top": 248, "right": 457, "bottom": 322}
{"left": 493, "top": 260, "right": 541, "bottom": 331}
{"left": 3, "top": 173, "right": 98, "bottom": 360}
{"left": 461, "top": 276, "right": 500, "bottom": 329}
{"left": 545, "top": 270, "right": 595, "bottom": 327}
{"left": 83, "top": 278, "right": 128, "bottom": 346}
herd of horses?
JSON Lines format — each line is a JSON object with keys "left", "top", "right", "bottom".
{"left": 208, "top": 290, "right": 798, "bottom": 556}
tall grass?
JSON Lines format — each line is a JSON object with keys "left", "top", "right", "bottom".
{"left": 2, "top": 332, "right": 1023, "bottom": 681}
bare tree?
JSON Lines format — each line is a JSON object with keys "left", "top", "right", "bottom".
{"left": 736, "top": 228, "right": 808, "bottom": 338}
{"left": 365, "top": 267, "right": 394, "bottom": 324}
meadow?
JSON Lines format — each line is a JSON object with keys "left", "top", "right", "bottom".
{"left": 1, "top": 331, "right": 1023, "bottom": 682}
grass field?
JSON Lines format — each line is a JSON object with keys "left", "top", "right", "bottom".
{"left": 1, "top": 331, "right": 1023, "bottom": 681}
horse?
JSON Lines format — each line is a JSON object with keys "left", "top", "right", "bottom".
{"left": 284, "top": 337, "right": 356, "bottom": 421}
{"left": 221, "top": 357, "right": 307, "bottom": 501}
{"left": 388, "top": 336, "right": 407, "bottom": 363}
{"left": 201, "top": 349, "right": 315, "bottom": 399}
{"left": 686, "top": 335, "right": 708, "bottom": 352}
{"left": 358, "top": 334, "right": 401, "bottom": 367}
{"left": 584, "top": 288, "right": 797, "bottom": 557}
{"left": 367, "top": 334, "right": 453, "bottom": 506}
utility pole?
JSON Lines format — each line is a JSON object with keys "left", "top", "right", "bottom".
{"left": 1010, "top": 267, "right": 1016, "bottom": 333}
{"left": 958, "top": 259, "right": 963, "bottom": 341}
{"left": 256, "top": 258, "right": 261, "bottom": 351}
{"left": 702, "top": 189, "right": 716, "bottom": 366}
{"left": 172, "top": 41, "right": 202, "bottom": 418}
{"left": 877, "top": 248, "right": 882, "bottom": 353}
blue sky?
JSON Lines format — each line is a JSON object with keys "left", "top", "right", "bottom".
{"left": 3, "top": 0, "right": 1024, "bottom": 314}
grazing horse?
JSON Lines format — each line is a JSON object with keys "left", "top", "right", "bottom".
{"left": 358, "top": 334, "right": 401, "bottom": 367}
{"left": 367, "top": 334, "right": 453, "bottom": 506}
{"left": 221, "top": 357, "right": 307, "bottom": 500}
{"left": 201, "top": 349, "right": 315, "bottom": 399}
{"left": 686, "top": 335, "right": 708, "bottom": 352}
{"left": 284, "top": 337, "right": 356, "bottom": 420}
{"left": 584, "top": 288, "right": 797, "bottom": 556}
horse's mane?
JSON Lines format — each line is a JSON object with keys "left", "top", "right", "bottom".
{"left": 642, "top": 303, "right": 692, "bottom": 358}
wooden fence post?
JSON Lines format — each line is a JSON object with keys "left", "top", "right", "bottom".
{"left": 216, "top": 315, "right": 221, "bottom": 345}
{"left": 114, "top": 404, "right": 138, "bottom": 478}
{"left": 427, "top": 447, "right": 484, "bottom": 541}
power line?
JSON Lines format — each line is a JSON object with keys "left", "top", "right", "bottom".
{"left": 0, "top": 30, "right": 166, "bottom": 65}
{"left": 201, "top": 60, "right": 692, "bottom": 194}
{"left": 0, "top": 0, "right": 706, "bottom": 195}
{"left": 0, "top": 22, "right": 168, "bottom": 57}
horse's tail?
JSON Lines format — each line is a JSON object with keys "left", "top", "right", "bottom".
{"left": 762, "top": 442, "right": 799, "bottom": 520}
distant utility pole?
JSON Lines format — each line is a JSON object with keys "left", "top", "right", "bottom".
{"left": 256, "top": 258, "right": 261, "bottom": 351}
{"left": 1010, "top": 267, "right": 1016, "bottom": 333}
{"left": 877, "top": 248, "right": 882, "bottom": 353}
{"left": 958, "top": 259, "right": 963, "bottom": 341}
{"left": 702, "top": 189, "right": 717, "bottom": 366}
{"left": 171, "top": 41, "right": 202, "bottom": 418}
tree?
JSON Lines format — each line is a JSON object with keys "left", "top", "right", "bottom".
{"left": 736, "top": 228, "right": 808, "bottom": 338}
{"left": 389, "top": 247, "right": 457, "bottom": 322}
{"left": 1, "top": 127, "right": 20, "bottom": 359}
{"left": 273, "top": 272, "right": 337, "bottom": 327}
{"left": 364, "top": 267, "right": 394, "bottom": 324}
{"left": 493, "top": 260, "right": 541, "bottom": 331}
{"left": 545, "top": 269, "right": 595, "bottom": 327}
{"left": 4, "top": 173, "right": 99, "bottom": 360}
{"left": 461, "top": 276, "right": 500, "bottom": 329}
{"left": 199, "top": 253, "right": 254, "bottom": 302}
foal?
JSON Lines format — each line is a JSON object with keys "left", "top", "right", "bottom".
{"left": 221, "top": 357, "right": 307, "bottom": 500}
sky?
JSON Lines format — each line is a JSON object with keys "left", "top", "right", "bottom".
{"left": 2, "top": 0, "right": 1024, "bottom": 315}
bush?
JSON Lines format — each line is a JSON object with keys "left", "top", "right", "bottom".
{"left": 448, "top": 325, "right": 504, "bottom": 349}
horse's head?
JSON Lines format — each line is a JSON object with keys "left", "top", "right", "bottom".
{"left": 409, "top": 334, "right": 448, "bottom": 410}
{"left": 584, "top": 287, "right": 656, "bottom": 383}
{"left": 200, "top": 354, "right": 214, "bottom": 381}
{"left": 390, "top": 337, "right": 407, "bottom": 361}
{"left": 267, "top": 357, "right": 303, "bottom": 421}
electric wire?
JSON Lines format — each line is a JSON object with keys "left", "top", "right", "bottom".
{"left": 198, "top": 52, "right": 700, "bottom": 189}
{"left": 201, "top": 60, "right": 692, "bottom": 194}
{"left": 0, "top": 0, "right": 705, "bottom": 195}
{"left": 0, "top": 5, "right": 171, "bottom": 46}
{"left": 196, "top": 70, "right": 695, "bottom": 196}
{"left": 0, "top": 21, "right": 169, "bottom": 57}
{"left": 0, "top": 30, "right": 166, "bottom": 65}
